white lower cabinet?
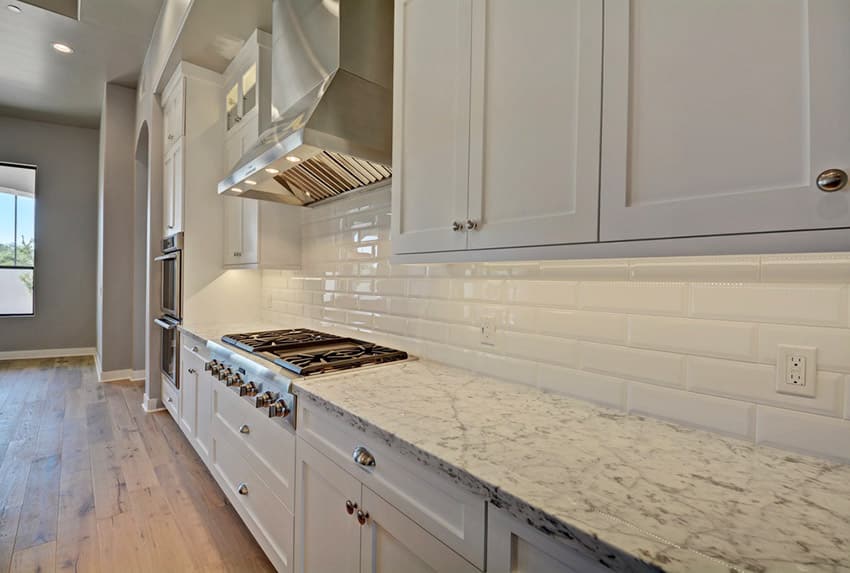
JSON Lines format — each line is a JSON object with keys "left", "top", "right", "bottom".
{"left": 295, "top": 438, "right": 478, "bottom": 573}
{"left": 179, "top": 342, "right": 213, "bottom": 463}
{"left": 487, "top": 506, "right": 607, "bottom": 573}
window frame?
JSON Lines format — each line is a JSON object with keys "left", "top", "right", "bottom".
{"left": 0, "top": 161, "right": 37, "bottom": 317}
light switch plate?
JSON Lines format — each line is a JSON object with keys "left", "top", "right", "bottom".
{"left": 775, "top": 345, "right": 817, "bottom": 398}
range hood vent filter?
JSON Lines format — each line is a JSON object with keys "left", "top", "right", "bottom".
{"left": 274, "top": 151, "right": 391, "bottom": 205}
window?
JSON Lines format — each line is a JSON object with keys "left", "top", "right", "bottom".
{"left": 0, "top": 163, "right": 36, "bottom": 316}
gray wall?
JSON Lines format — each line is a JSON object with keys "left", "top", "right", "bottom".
{"left": 97, "top": 84, "right": 139, "bottom": 373}
{"left": 0, "top": 115, "right": 99, "bottom": 351}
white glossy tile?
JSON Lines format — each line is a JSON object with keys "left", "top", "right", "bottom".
{"left": 372, "top": 313, "right": 406, "bottom": 335}
{"left": 348, "top": 279, "right": 374, "bottom": 294}
{"left": 474, "top": 352, "right": 537, "bottom": 386}
{"left": 387, "top": 297, "right": 427, "bottom": 318}
{"left": 346, "top": 311, "right": 374, "bottom": 329}
{"left": 628, "top": 382, "right": 755, "bottom": 438}
{"left": 446, "top": 324, "right": 482, "bottom": 349}
{"left": 845, "top": 376, "right": 850, "bottom": 419}
{"left": 406, "top": 319, "right": 448, "bottom": 343}
{"left": 407, "top": 278, "right": 451, "bottom": 299}
{"left": 504, "top": 280, "right": 577, "bottom": 307}
{"left": 687, "top": 356, "right": 843, "bottom": 417}
{"left": 628, "top": 255, "right": 760, "bottom": 282}
{"left": 373, "top": 278, "right": 407, "bottom": 297}
{"left": 537, "top": 364, "right": 627, "bottom": 409}
{"left": 538, "top": 260, "right": 630, "bottom": 280}
{"left": 357, "top": 295, "right": 388, "bottom": 313}
{"left": 536, "top": 309, "right": 628, "bottom": 344}
{"left": 757, "top": 324, "right": 850, "bottom": 373}
{"left": 579, "top": 282, "right": 687, "bottom": 315}
{"left": 629, "top": 316, "right": 757, "bottom": 360}
{"left": 426, "top": 300, "right": 476, "bottom": 324}
{"left": 450, "top": 279, "right": 503, "bottom": 302}
{"left": 756, "top": 406, "right": 850, "bottom": 461}
{"left": 580, "top": 342, "right": 685, "bottom": 387}
{"left": 691, "top": 284, "right": 848, "bottom": 327}
{"left": 500, "top": 331, "right": 580, "bottom": 368}
{"left": 760, "top": 253, "right": 850, "bottom": 282}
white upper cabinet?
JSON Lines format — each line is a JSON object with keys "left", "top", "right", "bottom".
{"left": 223, "top": 29, "right": 271, "bottom": 154}
{"left": 162, "top": 76, "right": 185, "bottom": 153}
{"left": 466, "top": 0, "right": 602, "bottom": 249}
{"left": 600, "top": 0, "right": 850, "bottom": 241}
{"left": 392, "top": 0, "right": 472, "bottom": 254}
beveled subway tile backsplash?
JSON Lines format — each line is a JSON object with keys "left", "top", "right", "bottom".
{"left": 263, "top": 186, "right": 850, "bottom": 460}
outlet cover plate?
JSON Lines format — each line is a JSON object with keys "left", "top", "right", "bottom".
{"left": 776, "top": 345, "right": 817, "bottom": 398}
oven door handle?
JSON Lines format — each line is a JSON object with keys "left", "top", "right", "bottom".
{"left": 154, "top": 253, "right": 178, "bottom": 262}
{"left": 154, "top": 318, "right": 177, "bottom": 330}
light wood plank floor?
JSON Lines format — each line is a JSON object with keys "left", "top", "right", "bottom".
{"left": 0, "top": 356, "right": 275, "bottom": 573}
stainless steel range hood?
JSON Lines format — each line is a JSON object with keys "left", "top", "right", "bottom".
{"left": 218, "top": 0, "right": 393, "bottom": 206}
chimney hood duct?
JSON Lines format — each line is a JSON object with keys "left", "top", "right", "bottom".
{"left": 218, "top": 0, "right": 394, "bottom": 206}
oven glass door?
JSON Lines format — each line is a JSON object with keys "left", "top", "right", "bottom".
{"left": 156, "top": 251, "right": 182, "bottom": 319}
{"left": 155, "top": 317, "right": 180, "bottom": 389}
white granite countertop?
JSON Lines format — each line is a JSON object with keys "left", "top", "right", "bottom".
{"left": 181, "top": 323, "right": 850, "bottom": 572}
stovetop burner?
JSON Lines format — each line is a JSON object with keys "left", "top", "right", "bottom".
{"left": 222, "top": 328, "right": 344, "bottom": 353}
{"left": 221, "top": 328, "right": 409, "bottom": 376}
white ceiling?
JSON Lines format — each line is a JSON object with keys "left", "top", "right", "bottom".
{"left": 0, "top": 0, "right": 164, "bottom": 128}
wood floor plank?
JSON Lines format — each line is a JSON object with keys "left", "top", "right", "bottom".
{"left": 0, "top": 357, "right": 274, "bottom": 573}
{"left": 56, "top": 467, "right": 100, "bottom": 573}
{"left": 128, "top": 486, "right": 197, "bottom": 572}
{"left": 10, "top": 540, "right": 55, "bottom": 573}
{"left": 89, "top": 441, "right": 128, "bottom": 520}
{"left": 0, "top": 504, "right": 22, "bottom": 573}
{"left": 15, "top": 454, "right": 61, "bottom": 550}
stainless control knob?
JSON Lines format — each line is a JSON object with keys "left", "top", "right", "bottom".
{"left": 268, "top": 399, "right": 290, "bottom": 418}
{"left": 352, "top": 446, "right": 376, "bottom": 468}
{"left": 817, "top": 169, "right": 848, "bottom": 192}
{"left": 240, "top": 381, "right": 258, "bottom": 396}
{"left": 255, "top": 391, "right": 277, "bottom": 408}
{"left": 226, "top": 373, "right": 243, "bottom": 387}
{"left": 204, "top": 360, "right": 218, "bottom": 372}
{"left": 217, "top": 368, "right": 232, "bottom": 381}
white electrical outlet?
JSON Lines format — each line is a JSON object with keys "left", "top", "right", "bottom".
{"left": 775, "top": 345, "right": 817, "bottom": 398}
{"left": 480, "top": 316, "right": 496, "bottom": 347}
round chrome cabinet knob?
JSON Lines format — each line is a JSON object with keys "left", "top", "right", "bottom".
{"left": 352, "top": 446, "right": 376, "bottom": 468}
{"left": 817, "top": 169, "right": 848, "bottom": 192}
{"left": 237, "top": 483, "right": 248, "bottom": 495}
{"left": 451, "top": 221, "right": 463, "bottom": 232}
{"left": 356, "top": 509, "right": 369, "bottom": 525}
{"left": 345, "top": 500, "right": 358, "bottom": 515}
{"left": 239, "top": 424, "right": 250, "bottom": 434}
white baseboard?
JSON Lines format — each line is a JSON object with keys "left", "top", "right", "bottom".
{"left": 142, "top": 392, "right": 165, "bottom": 412}
{"left": 0, "top": 347, "right": 95, "bottom": 361}
{"left": 94, "top": 353, "right": 147, "bottom": 383}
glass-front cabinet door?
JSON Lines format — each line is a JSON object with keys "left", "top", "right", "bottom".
{"left": 226, "top": 82, "right": 240, "bottom": 132}
{"left": 242, "top": 63, "right": 257, "bottom": 117}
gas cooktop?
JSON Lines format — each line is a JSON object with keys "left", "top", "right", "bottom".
{"left": 221, "top": 328, "right": 409, "bottom": 376}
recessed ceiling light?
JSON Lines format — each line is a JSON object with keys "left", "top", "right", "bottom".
{"left": 285, "top": 155, "right": 301, "bottom": 163}
{"left": 244, "top": 179, "right": 257, "bottom": 186}
{"left": 231, "top": 187, "right": 242, "bottom": 193}
{"left": 264, "top": 168, "right": 279, "bottom": 174}
{"left": 52, "top": 42, "right": 74, "bottom": 54}
{"left": 7, "top": 5, "right": 21, "bottom": 13}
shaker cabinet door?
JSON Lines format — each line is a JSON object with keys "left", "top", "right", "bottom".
{"left": 294, "top": 438, "right": 362, "bottom": 573}
{"left": 391, "top": 0, "right": 473, "bottom": 254}
{"left": 600, "top": 0, "right": 850, "bottom": 240}
{"left": 466, "top": 0, "right": 602, "bottom": 249}
{"left": 359, "top": 487, "right": 478, "bottom": 573}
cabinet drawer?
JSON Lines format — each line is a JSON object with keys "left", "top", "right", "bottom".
{"left": 161, "top": 377, "right": 178, "bottom": 421}
{"left": 211, "top": 419, "right": 294, "bottom": 573}
{"left": 297, "top": 399, "right": 486, "bottom": 569}
{"left": 213, "top": 384, "right": 295, "bottom": 512}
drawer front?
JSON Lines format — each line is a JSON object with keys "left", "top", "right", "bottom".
{"left": 213, "top": 384, "right": 295, "bottom": 511}
{"left": 161, "top": 377, "right": 178, "bottom": 421}
{"left": 297, "top": 399, "right": 486, "bottom": 569}
{"left": 211, "top": 420, "right": 294, "bottom": 573}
